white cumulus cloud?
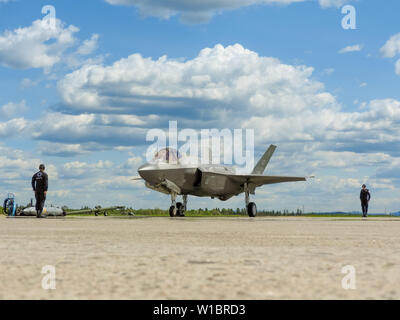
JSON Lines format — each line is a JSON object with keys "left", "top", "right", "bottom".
{"left": 380, "top": 32, "right": 400, "bottom": 58}
{"left": 105, "top": 0, "right": 342, "bottom": 23}
{"left": 0, "top": 118, "right": 28, "bottom": 138}
{"left": 76, "top": 34, "right": 100, "bottom": 56}
{"left": 0, "top": 100, "right": 28, "bottom": 119}
{"left": 339, "top": 44, "right": 363, "bottom": 54}
{"left": 105, "top": 0, "right": 354, "bottom": 24}
{"left": 0, "top": 18, "right": 79, "bottom": 69}
{"left": 318, "top": 0, "right": 349, "bottom": 8}
{"left": 41, "top": 44, "right": 400, "bottom": 161}
{"left": 58, "top": 43, "right": 335, "bottom": 120}
{"left": 381, "top": 33, "right": 400, "bottom": 76}
{"left": 396, "top": 59, "right": 400, "bottom": 76}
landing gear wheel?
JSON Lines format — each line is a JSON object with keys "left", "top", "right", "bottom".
{"left": 176, "top": 202, "right": 185, "bottom": 217}
{"left": 169, "top": 206, "right": 177, "bottom": 217}
{"left": 247, "top": 202, "right": 257, "bottom": 218}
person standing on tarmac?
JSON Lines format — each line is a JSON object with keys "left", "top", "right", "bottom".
{"left": 360, "top": 184, "right": 371, "bottom": 218}
{"left": 32, "top": 164, "right": 48, "bottom": 218}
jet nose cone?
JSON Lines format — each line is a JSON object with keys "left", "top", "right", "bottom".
{"left": 138, "top": 163, "right": 153, "bottom": 172}
{"left": 138, "top": 163, "right": 156, "bottom": 181}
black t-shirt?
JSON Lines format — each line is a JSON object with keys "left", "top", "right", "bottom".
{"left": 360, "top": 189, "right": 371, "bottom": 202}
{"left": 32, "top": 171, "right": 48, "bottom": 192}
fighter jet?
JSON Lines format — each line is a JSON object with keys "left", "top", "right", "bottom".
{"left": 137, "top": 145, "right": 307, "bottom": 217}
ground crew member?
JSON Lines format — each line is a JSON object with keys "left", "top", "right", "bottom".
{"left": 360, "top": 184, "right": 371, "bottom": 218}
{"left": 32, "top": 164, "right": 48, "bottom": 218}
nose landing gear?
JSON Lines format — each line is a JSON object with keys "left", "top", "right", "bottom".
{"left": 169, "top": 193, "right": 187, "bottom": 217}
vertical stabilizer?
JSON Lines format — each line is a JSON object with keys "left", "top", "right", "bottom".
{"left": 251, "top": 145, "right": 277, "bottom": 175}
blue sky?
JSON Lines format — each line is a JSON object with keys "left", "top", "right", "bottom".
{"left": 1, "top": 0, "right": 400, "bottom": 212}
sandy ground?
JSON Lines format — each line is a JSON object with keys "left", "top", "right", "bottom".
{"left": 0, "top": 216, "right": 400, "bottom": 300}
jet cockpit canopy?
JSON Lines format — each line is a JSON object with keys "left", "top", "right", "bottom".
{"left": 152, "top": 148, "right": 181, "bottom": 164}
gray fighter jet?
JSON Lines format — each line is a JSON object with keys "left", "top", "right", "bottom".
{"left": 137, "top": 145, "right": 307, "bottom": 217}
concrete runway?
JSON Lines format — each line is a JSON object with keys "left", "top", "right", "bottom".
{"left": 0, "top": 216, "right": 399, "bottom": 300}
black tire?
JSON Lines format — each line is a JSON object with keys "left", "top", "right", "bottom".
{"left": 176, "top": 202, "right": 185, "bottom": 217}
{"left": 169, "top": 206, "right": 177, "bottom": 217}
{"left": 247, "top": 202, "right": 257, "bottom": 218}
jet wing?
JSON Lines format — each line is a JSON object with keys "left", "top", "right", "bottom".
{"left": 200, "top": 169, "right": 306, "bottom": 193}
{"left": 232, "top": 175, "right": 306, "bottom": 187}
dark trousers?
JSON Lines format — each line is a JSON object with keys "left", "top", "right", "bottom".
{"left": 35, "top": 190, "right": 46, "bottom": 214}
{"left": 361, "top": 201, "right": 368, "bottom": 216}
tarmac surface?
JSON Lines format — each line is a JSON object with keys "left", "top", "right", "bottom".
{"left": 1, "top": 216, "right": 399, "bottom": 300}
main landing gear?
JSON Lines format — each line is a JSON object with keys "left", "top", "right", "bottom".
{"left": 244, "top": 183, "right": 257, "bottom": 218}
{"left": 169, "top": 193, "right": 187, "bottom": 217}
